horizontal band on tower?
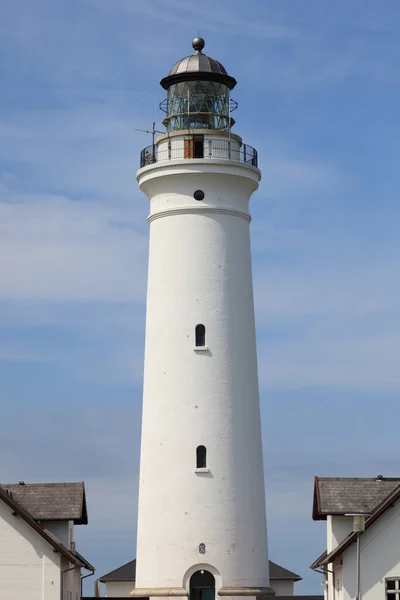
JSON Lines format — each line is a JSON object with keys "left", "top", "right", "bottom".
{"left": 130, "top": 587, "right": 188, "bottom": 597}
{"left": 218, "top": 586, "right": 276, "bottom": 597}
{"left": 148, "top": 207, "right": 252, "bottom": 224}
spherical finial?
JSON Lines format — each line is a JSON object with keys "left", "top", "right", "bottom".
{"left": 192, "top": 37, "right": 205, "bottom": 54}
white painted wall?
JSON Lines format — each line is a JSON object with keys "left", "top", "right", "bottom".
{"left": 271, "top": 580, "right": 294, "bottom": 596}
{"left": 157, "top": 132, "right": 242, "bottom": 163}
{"left": 327, "top": 516, "right": 353, "bottom": 600}
{"left": 0, "top": 499, "right": 61, "bottom": 600}
{"left": 328, "top": 517, "right": 353, "bottom": 551}
{"left": 61, "top": 557, "right": 81, "bottom": 600}
{"left": 334, "top": 500, "right": 400, "bottom": 600}
{"left": 106, "top": 581, "right": 136, "bottom": 597}
{"left": 135, "top": 143, "right": 271, "bottom": 595}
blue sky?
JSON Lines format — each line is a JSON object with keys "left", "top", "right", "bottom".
{"left": 1, "top": 0, "right": 400, "bottom": 594}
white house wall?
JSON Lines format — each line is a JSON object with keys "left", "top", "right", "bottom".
{"left": 327, "top": 516, "right": 353, "bottom": 600}
{"left": 330, "top": 517, "right": 353, "bottom": 550}
{"left": 342, "top": 500, "right": 400, "bottom": 600}
{"left": 60, "top": 558, "right": 81, "bottom": 600}
{"left": 0, "top": 499, "right": 61, "bottom": 600}
{"left": 271, "top": 580, "right": 294, "bottom": 596}
{"left": 106, "top": 581, "right": 136, "bottom": 597}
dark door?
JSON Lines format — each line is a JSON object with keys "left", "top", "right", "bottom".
{"left": 193, "top": 135, "right": 204, "bottom": 158}
{"left": 190, "top": 570, "right": 215, "bottom": 600}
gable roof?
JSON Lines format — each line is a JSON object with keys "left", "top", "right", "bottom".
{"left": 99, "top": 559, "right": 136, "bottom": 582}
{"left": 313, "top": 476, "right": 400, "bottom": 520}
{"left": 269, "top": 560, "right": 302, "bottom": 581}
{"left": 311, "top": 481, "right": 400, "bottom": 569}
{"left": 2, "top": 482, "right": 88, "bottom": 524}
{"left": 0, "top": 485, "right": 94, "bottom": 571}
{"left": 99, "top": 559, "right": 301, "bottom": 583}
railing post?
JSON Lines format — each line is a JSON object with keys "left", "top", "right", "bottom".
{"left": 228, "top": 139, "right": 231, "bottom": 160}
{"left": 243, "top": 144, "right": 247, "bottom": 164}
{"left": 168, "top": 139, "right": 171, "bottom": 160}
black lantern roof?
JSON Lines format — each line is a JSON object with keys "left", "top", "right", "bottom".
{"left": 160, "top": 38, "right": 237, "bottom": 90}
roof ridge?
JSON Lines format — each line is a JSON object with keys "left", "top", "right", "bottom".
{"left": 316, "top": 476, "right": 400, "bottom": 481}
{"left": 1, "top": 481, "right": 87, "bottom": 525}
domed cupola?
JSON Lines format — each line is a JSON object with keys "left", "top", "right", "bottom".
{"left": 159, "top": 38, "right": 237, "bottom": 131}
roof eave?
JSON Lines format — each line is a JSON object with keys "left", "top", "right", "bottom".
{"left": 99, "top": 577, "right": 136, "bottom": 583}
{"left": 310, "top": 551, "right": 328, "bottom": 571}
{"left": 270, "top": 576, "right": 302, "bottom": 582}
{"left": 73, "top": 549, "right": 95, "bottom": 572}
{"left": 160, "top": 71, "right": 237, "bottom": 90}
{"left": 311, "top": 483, "right": 400, "bottom": 569}
{"left": 312, "top": 476, "right": 324, "bottom": 520}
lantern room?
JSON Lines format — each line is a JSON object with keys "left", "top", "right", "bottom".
{"left": 159, "top": 37, "right": 237, "bottom": 132}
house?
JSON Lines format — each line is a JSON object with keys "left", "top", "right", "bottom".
{"left": 269, "top": 561, "right": 302, "bottom": 595}
{"left": 310, "top": 476, "right": 400, "bottom": 600}
{"left": 0, "top": 481, "right": 94, "bottom": 600}
{"left": 95, "top": 559, "right": 303, "bottom": 598}
{"left": 97, "top": 559, "right": 136, "bottom": 598}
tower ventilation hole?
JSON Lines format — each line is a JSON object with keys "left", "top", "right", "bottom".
{"left": 193, "top": 190, "right": 205, "bottom": 201}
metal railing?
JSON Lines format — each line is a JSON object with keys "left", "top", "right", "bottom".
{"left": 140, "top": 138, "right": 258, "bottom": 169}
{"left": 140, "top": 145, "right": 158, "bottom": 167}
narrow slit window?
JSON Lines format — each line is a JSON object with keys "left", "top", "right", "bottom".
{"left": 196, "top": 445, "right": 207, "bottom": 469}
{"left": 195, "top": 324, "right": 206, "bottom": 347}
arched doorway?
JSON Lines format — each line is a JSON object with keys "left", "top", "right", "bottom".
{"left": 190, "top": 570, "right": 215, "bottom": 600}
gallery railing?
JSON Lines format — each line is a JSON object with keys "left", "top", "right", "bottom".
{"left": 140, "top": 138, "right": 258, "bottom": 169}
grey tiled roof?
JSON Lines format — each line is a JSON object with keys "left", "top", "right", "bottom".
{"left": 313, "top": 476, "right": 400, "bottom": 520}
{"left": 311, "top": 482, "right": 400, "bottom": 569}
{"left": 99, "top": 559, "right": 300, "bottom": 583}
{"left": 0, "top": 485, "right": 94, "bottom": 570}
{"left": 2, "top": 482, "right": 87, "bottom": 524}
{"left": 269, "top": 560, "right": 301, "bottom": 581}
{"left": 100, "top": 559, "right": 136, "bottom": 582}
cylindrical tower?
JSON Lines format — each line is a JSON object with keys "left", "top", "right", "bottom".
{"left": 132, "top": 38, "right": 274, "bottom": 600}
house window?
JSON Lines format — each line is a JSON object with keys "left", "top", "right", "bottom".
{"left": 196, "top": 445, "right": 207, "bottom": 468}
{"left": 386, "top": 579, "right": 400, "bottom": 600}
{"left": 195, "top": 324, "right": 206, "bottom": 347}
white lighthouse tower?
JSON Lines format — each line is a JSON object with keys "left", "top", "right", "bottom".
{"left": 132, "top": 38, "right": 274, "bottom": 600}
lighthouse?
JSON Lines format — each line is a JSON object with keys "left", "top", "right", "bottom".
{"left": 132, "top": 38, "right": 274, "bottom": 600}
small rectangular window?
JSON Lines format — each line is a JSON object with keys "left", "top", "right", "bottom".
{"left": 386, "top": 579, "right": 400, "bottom": 600}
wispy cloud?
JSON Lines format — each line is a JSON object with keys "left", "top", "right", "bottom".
{"left": 2, "top": 0, "right": 400, "bottom": 595}
{"left": 86, "top": 0, "right": 296, "bottom": 40}
{"left": 0, "top": 186, "right": 147, "bottom": 303}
